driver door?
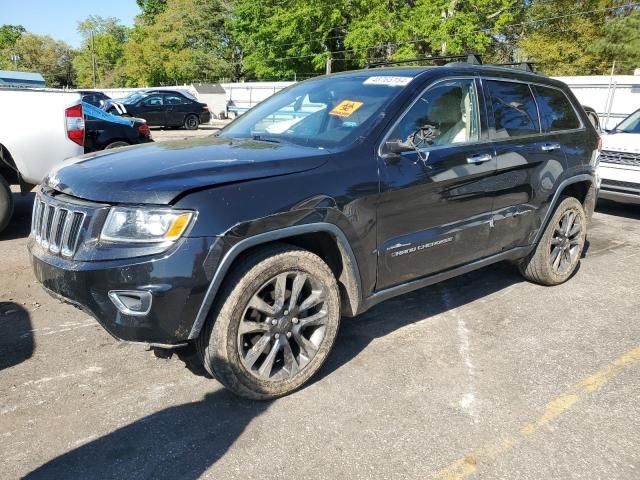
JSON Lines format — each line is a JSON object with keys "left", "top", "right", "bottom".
{"left": 376, "top": 77, "right": 497, "bottom": 290}
{"left": 136, "top": 95, "right": 165, "bottom": 126}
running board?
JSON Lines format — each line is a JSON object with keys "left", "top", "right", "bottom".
{"left": 362, "top": 246, "right": 532, "bottom": 312}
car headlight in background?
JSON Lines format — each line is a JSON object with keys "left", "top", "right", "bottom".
{"left": 101, "top": 207, "right": 193, "bottom": 243}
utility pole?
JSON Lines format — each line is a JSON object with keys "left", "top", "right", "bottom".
{"left": 325, "top": 57, "right": 332, "bottom": 75}
{"left": 90, "top": 30, "right": 97, "bottom": 88}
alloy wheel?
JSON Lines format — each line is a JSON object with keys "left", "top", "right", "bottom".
{"left": 237, "top": 271, "right": 328, "bottom": 381}
{"left": 550, "top": 209, "right": 583, "bottom": 275}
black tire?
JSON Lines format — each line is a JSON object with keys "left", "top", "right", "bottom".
{"left": 197, "top": 244, "right": 341, "bottom": 400}
{"left": 0, "top": 175, "right": 13, "bottom": 233}
{"left": 519, "top": 196, "right": 587, "bottom": 286}
{"left": 184, "top": 114, "right": 199, "bottom": 130}
{"left": 105, "top": 141, "right": 129, "bottom": 149}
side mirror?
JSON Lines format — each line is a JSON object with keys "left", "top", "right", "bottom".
{"left": 384, "top": 139, "right": 414, "bottom": 155}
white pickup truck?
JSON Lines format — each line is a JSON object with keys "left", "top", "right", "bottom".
{"left": 0, "top": 89, "right": 84, "bottom": 232}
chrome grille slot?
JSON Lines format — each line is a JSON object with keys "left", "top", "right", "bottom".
{"left": 599, "top": 150, "right": 640, "bottom": 168}
{"left": 31, "top": 194, "right": 87, "bottom": 258}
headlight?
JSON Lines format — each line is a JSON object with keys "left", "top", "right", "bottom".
{"left": 101, "top": 207, "right": 193, "bottom": 243}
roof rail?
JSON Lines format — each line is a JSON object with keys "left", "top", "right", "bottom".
{"left": 366, "top": 53, "right": 482, "bottom": 69}
{"left": 490, "top": 61, "right": 536, "bottom": 72}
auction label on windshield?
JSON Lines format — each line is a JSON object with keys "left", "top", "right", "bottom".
{"left": 330, "top": 100, "right": 364, "bottom": 118}
{"left": 363, "top": 76, "right": 412, "bottom": 87}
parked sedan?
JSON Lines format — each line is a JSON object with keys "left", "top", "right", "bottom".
{"left": 83, "top": 102, "right": 153, "bottom": 153}
{"left": 103, "top": 90, "right": 211, "bottom": 130}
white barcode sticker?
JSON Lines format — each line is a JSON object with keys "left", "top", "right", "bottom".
{"left": 363, "top": 76, "right": 413, "bottom": 87}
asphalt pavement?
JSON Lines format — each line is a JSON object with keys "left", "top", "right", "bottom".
{"left": 1, "top": 155, "right": 639, "bottom": 479}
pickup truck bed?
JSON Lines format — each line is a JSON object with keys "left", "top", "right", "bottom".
{"left": 0, "top": 88, "right": 83, "bottom": 232}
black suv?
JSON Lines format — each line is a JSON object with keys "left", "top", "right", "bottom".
{"left": 29, "top": 62, "right": 599, "bottom": 399}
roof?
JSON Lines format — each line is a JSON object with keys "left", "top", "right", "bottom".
{"left": 0, "top": 70, "right": 45, "bottom": 81}
{"left": 0, "top": 70, "right": 46, "bottom": 87}
{"left": 192, "top": 82, "right": 226, "bottom": 94}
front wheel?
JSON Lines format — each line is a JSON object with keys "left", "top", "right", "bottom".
{"left": 519, "top": 196, "right": 587, "bottom": 285}
{"left": 197, "top": 245, "right": 341, "bottom": 399}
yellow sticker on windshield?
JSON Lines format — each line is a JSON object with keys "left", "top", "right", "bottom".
{"left": 330, "top": 100, "right": 363, "bottom": 118}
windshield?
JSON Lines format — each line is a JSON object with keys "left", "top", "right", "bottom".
{"left": 219, "top": 74, "right": 415, "bottom": 148}
{"left": 614, "top": 110, "right": 640, "bottom": 133}
{"left": 122, "top": 92, "right": 147, "bottom": 104}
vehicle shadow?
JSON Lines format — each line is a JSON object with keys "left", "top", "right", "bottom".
{"left": 25, "top": 262, "right": 522, "bottom": 480}
{"left": 25, "top": 389, "right": 271, "bottom": 480}
{"left": 0, "top": 191, "right": 35, "bottom": 241}
{"left": 595, "top": 199, "right": 640, "bottom": 220}
{"left": 0, "top": 302, "right": 34, "bottom": 371}
{"left": 316, "top": 261, "right": 523, "bottom": 383}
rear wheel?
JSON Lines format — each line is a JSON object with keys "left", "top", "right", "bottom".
{"left": 184, "top": 114, "right": 199, "bottom": 130}
{"left": 519, "top": 196, "right": 587, "bottom": 285}
{"left": 197, "top": 245, "right": 341, "bottom": 399}
{"left": 105, "top": 141, "right": 129, "bottom": 149}
{"left": 0, "top": 175, "right": 13, "bottom": 233}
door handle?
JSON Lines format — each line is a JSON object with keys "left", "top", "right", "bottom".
{"left": 541, "top": 143, "right": 561, "bottom": 152}
{"left": 466, "top": 153, "right": 493, "bottom": 164}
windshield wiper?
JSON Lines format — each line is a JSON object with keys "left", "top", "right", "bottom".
{"left": 251, "top": 134, "right": 280, "bottom": 144}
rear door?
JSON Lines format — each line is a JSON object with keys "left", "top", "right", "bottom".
{"left": 483, "top": 79, "right": 566, "bottom": 253}
{"left": 376, "top": 77, "right": 497, "bottom": 290}
{"left": 531, "top": 84, "right": 587, "bottom": 168}
{"left": 163, "top": 94, "right": 190, "bottom": 127}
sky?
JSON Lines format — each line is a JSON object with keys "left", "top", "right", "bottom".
{"left": 0, "top": 0, "right": 141, "bottom": 47}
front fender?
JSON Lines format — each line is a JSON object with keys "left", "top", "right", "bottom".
{"left": 187, "top": 221, "right": 363, "bottom": 340}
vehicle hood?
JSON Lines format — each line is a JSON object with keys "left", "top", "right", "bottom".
{"left": 45, "top": 137, "right": 330, "bottom": 204}
{"left": 602, "top": 132, "right": 640, "bottom": 154}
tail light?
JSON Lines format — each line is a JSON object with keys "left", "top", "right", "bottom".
{"left": 138, "top": 123, "right": 151, "bottom": 138}
{"left": 202, "top": 105, "right": 209, "bottom": 111}
{"left": 65, "top": 104, "right": 84, "bottom": 146}
{"left": 596, "top": 134, "right": 603, "bottom": 152}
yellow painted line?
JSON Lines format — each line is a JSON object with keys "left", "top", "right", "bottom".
{"left": 434, "top": 345, "right": 640, "bottom": 480}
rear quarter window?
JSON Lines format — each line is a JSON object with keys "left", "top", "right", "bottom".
{"left": 532, "top": 85, "right": 582, "bottom": 132}
{"left": 485, "top": 80, "right": 541, "bottom": 139}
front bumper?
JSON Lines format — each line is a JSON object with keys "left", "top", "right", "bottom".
{"left": 598, "top": 163, "right": 640, "bottom": 205}
{"left": 29, "top": 236, "right": 218, "bottom": 344}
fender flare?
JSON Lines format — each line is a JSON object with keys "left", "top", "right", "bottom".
{"left": 187, "top": 222, "right": 363, "bottom": 340}
{"left": 533, "top": 173, "right": 596, "bottom": 245}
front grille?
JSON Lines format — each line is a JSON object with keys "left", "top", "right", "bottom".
{"left": 599, "top": 150, "right": 640, "bottom": 167}
{"left": 601, "top": 178, "right": 640, "bottom": 193}
{"left": 31, "top": 196, "right": 86, "bottom": 257}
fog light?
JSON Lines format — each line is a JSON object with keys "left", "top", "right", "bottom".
{"left": 108, "top": 290, "right": 152, "bottom": 316}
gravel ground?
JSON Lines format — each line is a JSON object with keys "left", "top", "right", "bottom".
{"left": 1, "top": 156, "right": 639, "bottom": 479}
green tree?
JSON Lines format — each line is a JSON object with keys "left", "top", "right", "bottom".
{"left": 232, "top": 0, "right": 359, "bottom": 80}
{"left": 517, "top": 0, "right": 635, "bottom": 75}
{"left": 12, "top": 33, "right": 75, "bottom": 87}
{"left": 591, "top": 9, "right": 640, "bottom": 74}
{"left": 136, "top": 0, "right": 168, "bottom": 23}
{"left": 0, "top": 24, "right": 26, "bottom": 69}
{"left": 73, "top": 16, "right": 129, "bottom": 87}
{"left": 124, "top": 0, "right": 233, "bottom": 85}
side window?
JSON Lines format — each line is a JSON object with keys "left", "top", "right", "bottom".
{"left": 486, "top": 80, "right": 540, "bottom": 138}
{"left": 532, "top": 85, "right": 581, "bottom": 131}
{"left": 165, "top": 95, "right": 187, "bottom": 105}
{"left": 389, "top": 79, "right": 480, "bottom": 148}
{"left": 141, "top": 95, "right": 163, "bottom": 107}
